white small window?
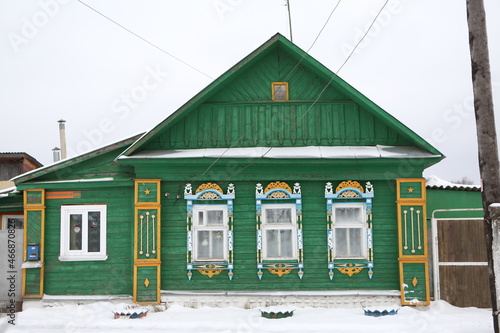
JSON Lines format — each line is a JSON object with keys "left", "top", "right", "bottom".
{"left": 262, "top": 204, "right": 297, "bottom": 260}
{"left": 272, "top": 82, "right": 289, "bottom": 101}
{"left": 193, "top": 205, "right": 228, "bottom": 262}
{"left": 1, "top": 215, "right": 24, "bottom": 230}
{"left": 59, "top": 205, "right": 107, "bottom": 261}
{"left": 333, "top": 204, "right": 367, "bottom": 259}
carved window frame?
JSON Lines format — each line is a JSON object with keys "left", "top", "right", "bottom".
{"left": 256, "top": 181, "right": 304, "bottom": 280}
{"left": 184, "top": 183, "right": 235, "bottom": 280}
{"left": 325, "top": 181, "right": 374, "bottom": 279}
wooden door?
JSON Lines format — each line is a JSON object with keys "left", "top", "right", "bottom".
{"left": 436, "top": 219, "right": 491, "bottom": 308}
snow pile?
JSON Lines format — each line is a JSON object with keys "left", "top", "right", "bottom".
{"left": 0, "top": 300, "right": 492, "bottom": 333}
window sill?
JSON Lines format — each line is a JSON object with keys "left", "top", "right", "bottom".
{"left": 59, "top": 254, "right": 108, "bottom": 262}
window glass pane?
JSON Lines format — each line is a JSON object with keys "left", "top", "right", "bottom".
{"left": 197, "top": 230, "right": 210, "bottom": 259}
{"left": 211, "top": 230, "right": 224, "bottom": 259}
{"left": 335, "top": 207, "right": 362, "bottom": 224}
{"left": 273, "top": 84, "right": 287, "bottom": 100}
{"left": 279, "top": 230, "right": 293, "bottom": 258}
{"left": 207, "top": 210, "right": 224, "bottom": 225}
{"left": 335, "top": 228, "right": 348, "bottom": 257}
{"left": 87, "top": 211, "right": 101, "bottom": 253}
{"left": 198, "top": 211, "right": 204, "bottom": 226}
{"left": 265, "top": 208, "right": 292, "bottom": 224}
{"left": 335, "top": 227, "right": 363, "bottom": 257}
{"left": 196, "top": 230, "right": 224, "bottom": 260}
{"left": 69, "top": 214, "right": 82, "bottom": 251}
{"left": 348, "top": 228, "right": 363, "bottom": 257}
{"left": 266, "top": 229, "right": 292, "bottom": 258}
{"left": 266, "top": 230, "right": 279, "bottom": 257}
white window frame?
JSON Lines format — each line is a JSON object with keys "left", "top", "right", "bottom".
{"left": 59, "top": 204, "right": 107, "bottom": 261}
{"left": 332, "top": 203, "right": 367, "bottom": 260}
{"left": 192, "top": 204, "right": 228, "bottom": 262}
{"left": 1, "top": 215, "right": 23, "bottom": 230}
{"left": 261, "top": 203, "right": 298, "bottom": 261}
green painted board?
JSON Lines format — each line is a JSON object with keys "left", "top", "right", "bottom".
{"left": 137, "top": 266, "right": 158, "bottom": 303}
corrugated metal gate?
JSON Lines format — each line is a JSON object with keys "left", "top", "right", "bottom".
{"left": 432, "top": 218, "right": 491, "bottom": 308}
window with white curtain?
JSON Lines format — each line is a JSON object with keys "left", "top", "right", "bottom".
{"left": 333, "top": 204, "right": 367, "bottom": 259}
{"left": 261, "top": 204, "right": 297, "bottom": 260}
{"left": 192, "top": 205, "right": 228, "bottom": 262}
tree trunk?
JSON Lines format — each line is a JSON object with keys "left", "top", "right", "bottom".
{"left": 466, "top": 1, "right": 500, "bottom": 331}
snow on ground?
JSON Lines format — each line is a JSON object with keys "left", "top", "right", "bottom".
{"left": 0, "top": 300, "right": 492, "bottom": 333}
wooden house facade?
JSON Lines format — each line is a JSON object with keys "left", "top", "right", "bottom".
{"left": 7, "top": 34, "right": 443, "bottom": 307}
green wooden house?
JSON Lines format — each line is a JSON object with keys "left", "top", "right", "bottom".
{"left": 8, "top": 33, "right": 444, "bottom": 307}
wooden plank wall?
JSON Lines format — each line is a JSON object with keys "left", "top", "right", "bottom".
{"left": 437, "top": 220, "right": 491, "bottom": 308}
{"left": 42, "top": 186, "right": 134, "bottom": 295}
{"left": 160, "top": 180, "right": 400, "bottom": 292}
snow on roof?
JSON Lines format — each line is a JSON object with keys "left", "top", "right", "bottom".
{"left": 120, "top": 145, "right": 440, "bottom": 160}
{"left": 426, "top": 175, "right": 481, "bottom": 191}
{"left": 0, "top": 186, "right": 18, "bottom": 197}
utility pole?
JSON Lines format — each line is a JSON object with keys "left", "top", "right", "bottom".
{"left": 466, "top": 1, "right": 500, "bottom": 331}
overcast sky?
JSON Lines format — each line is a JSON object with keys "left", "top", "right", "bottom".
{"left": 1, "top": 0, "right": 499, "bottom": 184}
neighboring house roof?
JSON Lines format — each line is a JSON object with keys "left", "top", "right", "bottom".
{"left": 426, "top": 175, "right": 481, "bottom": 191}
{"left": 0, "top": 152, "right": 43, "bottom": 168}
{"left": 118, "top": 33, "right": 443, "bottom": 161}
{"left": 12, "top": 133, "right": 144, "bottom": 184}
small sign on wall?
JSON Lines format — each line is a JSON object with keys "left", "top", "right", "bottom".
{"left": 46, "top": 191, "right": 81, "bottom": 199}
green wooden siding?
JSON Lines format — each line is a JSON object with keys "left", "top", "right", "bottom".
{"left": 400, "top": 205, "right": 426, "bottom": 257}
{"left": 146, "top": 102, "right": 410, "bottom": 150}
{"left": 43, "top": 186, "right": 134, "bottom": 295}
{"left": 160, "top": 180, "right": 399, "bottom": 291}
{"left": 399, "top": 182, "right": 423, "bottom": 199}
{"left": 139, "top": 41, "right": 416, "bottom": 151}
{"left": 26, "top": 210, "right": 42, "bottom": 244}
{"left": 24, "top": 269, "right": 41, "bottom": 295}
{"left": 136, "top": 266, "right": 158, "bottom": 303}
{"left": 209, "top": 45, "right": 348, "bottom": 103}
{"left": 136, "top": 208, "right": 159, "bottom": 261}
{"left": 401, "top": 262, "right": 428, "bottom": 303}
{"left": 426, "top": 189, "right": 483, "bottom": 219}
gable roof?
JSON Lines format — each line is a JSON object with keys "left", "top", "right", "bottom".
{"left": 119, "top": 33, "right": 442, "bottom": 159}
{"left": 12, "top": 133, "right": 144, "bottom": 184}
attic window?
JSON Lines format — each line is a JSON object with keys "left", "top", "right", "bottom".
{"left": 272, "top": 82, "right": 288, "bottom": 101}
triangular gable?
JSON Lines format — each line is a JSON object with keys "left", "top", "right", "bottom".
{"left": 12, "top": 133, "right": 143, "bottom": 186}
{"left": 120, "top": 33, "right": 441, "bottom": 157}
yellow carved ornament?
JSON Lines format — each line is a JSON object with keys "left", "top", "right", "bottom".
{"left": 337, "top": 267, "right": 364, "bottom": 277}
{"left": 264, "top": 181, "right": 292, "bottom": 198}
{"left": 264, "top": 181, "right": 292, "bottom": 194}
{"left": 198, "top": 269, "right": 223, "bottom": 278}
{"left": 336, "top": 180, "right": 364, "bottom": 193}
{"left": 268, "top": 268, "right": 293, "bottom": 277}
{"left": 196, "top": 182, "right": 224, "bottom": 194}
{"left": 196, "top": 183, "right": 223, "bottom": 199}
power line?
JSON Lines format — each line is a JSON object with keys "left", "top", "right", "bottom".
{"left": 284, "top": 0, "right": 390, "bottom": 140}
{"left": 76, "top": 0, "right": 214, "bottom": 80}
{"left": 283, "top": 0, "right": 342, "bottom": 81}
{"left": 205, "top": 1, "right": 390, "bottom": 179}
{"left": 307, "top": 0, "right": 342, "bottom": 52}
{"left": 336, "top": 0, "right": 389, "bottom": 74}
{"left": 222, "top": 1, "right": 391, "bottom": 180}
